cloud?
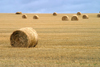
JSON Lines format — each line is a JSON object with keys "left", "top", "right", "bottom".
{"left": 0, "top": 0, "right": 100, "bottom": 13}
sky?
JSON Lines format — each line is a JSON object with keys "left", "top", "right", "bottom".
{"left": 0, "top": 0, "right": 100, "bottom": 13}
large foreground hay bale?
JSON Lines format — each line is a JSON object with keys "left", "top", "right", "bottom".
{"left": 71, "top": 15, "right": 79, "bottom": 21}
{"left": 33, "top": 15, "right": 39, "bottom": 19}
{"left": 22, "top": 14, "right": 27, "bottom": 19}
{"left": 77, "top": 12, "right": 81, "bottom": 15}
{"left": 10, "top": 27, "right": 38, "bottom": 47}
{"left": 82, "top": 14, "right": 89, "bottom": 19}
{"left": 97, "top": 14, "right": 100, "bottom": 17}
{"left": 53, "top": 12, "right": 57, "bottom": 16}
{"left": 16, "top": 12, "right": 22, "bottom": 14}
{"left": 62, "top": 15, "right": 69, "bottom": 21}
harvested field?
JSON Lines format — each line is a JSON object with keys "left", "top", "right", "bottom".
{"left": 0, "top": 13, "right": 100, "bottom": 67}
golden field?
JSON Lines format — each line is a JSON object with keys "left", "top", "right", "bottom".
{"left": 0, "top": 13, "right": 100, "bottom": 67}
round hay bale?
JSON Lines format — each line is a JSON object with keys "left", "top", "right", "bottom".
{"left": 82, "top": 15, "right": 89, "bottom": 19}
{"left": 77, "top": 12, "right": 81, "bottom": 15}
{"left": 22, "top": 14, "right": 27, "bottom": 19}
{"left": 16, "top": 12, "right": 22, "bottom": 14}
{"left": 33, "top": 15, "right": 39, "bottom": 19}
{"left": 53, "top": 12, "right": 57, "bottom": 16}
{"left": 62, "top": 15, "right": 69, "bottom": 21}
{"left": 10, "top": 27, "right": 38, "bottom": 47}
{"left": 97, "top": 14, "right": 100, "bottom": 17}
{"left": 71, "top": 15, "right": 79, "bottom": 21}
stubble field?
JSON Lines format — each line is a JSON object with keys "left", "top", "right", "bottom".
{"left": 0, "top": 13, "right": 100, "bottom": 67}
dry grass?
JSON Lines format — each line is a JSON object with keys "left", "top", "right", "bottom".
{"left": 0, "top": 13, "right": 100, "bottom": 67}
